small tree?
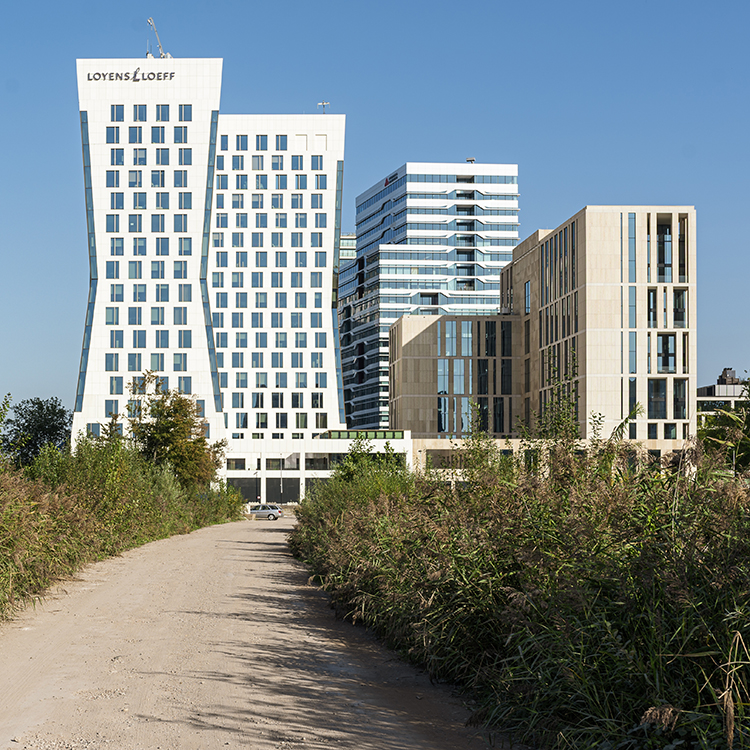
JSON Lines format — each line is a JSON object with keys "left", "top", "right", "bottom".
{"left": 126, "top": 372, "right": 226, "bottom": 489}
{"left": 1, "top": 396, "right": 72, "bottom": 467}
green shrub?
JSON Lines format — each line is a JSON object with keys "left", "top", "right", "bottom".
{"left": 290, "top": 432, "right": 750, "bottom": 749}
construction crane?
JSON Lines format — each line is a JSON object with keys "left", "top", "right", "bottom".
{"left": 147, "top": 18, "right": 172, "bottom": 59}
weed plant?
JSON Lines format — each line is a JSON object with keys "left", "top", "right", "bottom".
{"left": 0, "top": 433, "right": 243, "bottom": 619}
{"left": 290, "top": 428, "right": 750, "bottom": 749}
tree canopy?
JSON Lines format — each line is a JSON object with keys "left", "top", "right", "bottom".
{"left": 125, "top": 373, "right": 226, "bottom": 489}
{"left": 1, "top": 396, "right": 72, "bottom": 466}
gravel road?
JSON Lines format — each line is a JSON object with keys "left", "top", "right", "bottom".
{"left": 0, "top": 517, "right": 488, "bottom": 749}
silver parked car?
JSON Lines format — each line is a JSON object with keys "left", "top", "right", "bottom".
{"left": 248, "top": 504, "right": 284, "bottom": 520}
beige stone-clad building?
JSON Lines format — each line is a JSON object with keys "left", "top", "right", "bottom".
{"left": 390, "top": 206, "right": 697, "bottom": 451}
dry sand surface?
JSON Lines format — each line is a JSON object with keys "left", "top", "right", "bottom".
{"left": 0, "top": 516, "right": 490, "bottom": 749}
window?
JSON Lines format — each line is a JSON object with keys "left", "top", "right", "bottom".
{"left": 275, "top": 292, "right": 287, "bottom": 308}
{"left": 178, "top": 330, "right": 192, "bottom": 348}
{"left": 106, "top": 260, "right": 119, "bottom": 279}
{"left": 292, "top": 193, "right": 303, "bottom": 209}
{"left": 129, "top": 261, "right": 142, "bottom": 279}
{"left": 129, "top": 126, "right": 143, "bottom": 144}
{"left": 111, "top": 193, "right": 124, "bottom": 210}
{"left": 133, "top": 284, "right": 146, "bottom": 302}
{"left": 295, "top": 252, "right": 307, "bottom": 268}
{"left": 106, "top": 126, "right": 119, "bottom": 144}
{"left": 131, "top": 237, "right": 145, "bottom": 255}
{"left": 110, "top": 329, "right": 123, "bottom": 349}
{"left": 236, "top": 251, "right": 248, "bottom": 267}
{"left": 236, "top": 292, "right": 248, "bottom": 308}
{"left": 256, "top": 175, "right": 268, "bottom": 190}
{"left": 291, "top": 312, "right": 303, "bottom": 328}
{"left": 311, "top": 155, "right": 323, "bottom": 170}
{"left": 674, "top": 289, "right": 687, "bottom": 328}
{"left": 291, "top": 233, "right": 303, "bottom": 247}
{"left": 314, "top": 332, "right": 326, "bottom": 348}
{"left": 236, "top": 134, "right": 248, "bottom": 151}
{"left": 311, "top": 233, "right": 323, "bottom": 248}
{"left": 106, "top": 171, "right": 119, "bottom": 188}
{"left": 133, "top": 192, "right": 146, "bottom": 210}
{"left": 174, "top": 170, "right": 187, "bottom": 187}
{"left": 236, "top": 213, "right": 247, "bottom": 228}
{"left": 105, "top": 307, "right": 119, "bottom": 325}
{"left": 252, "top": 155, "right": 264, "bottom": 171}
{"left": 106, "top": 215, "right": 120, "bottom": 233}
{"left": 311, "top": 194, "right": 323, "bottom": 209}
{"left": 272, "top": 312, "right": 283, "bottom": 328}
{"left": 216, "top": 251, "right": 227, "bottom": 267}
{"left": 291, "top": 273, "right": 302, "bottom": 288}
{"left": 314, "top": 251, "right": 327, "bottom": 267}
{"left": 174, "top": 261, "right": 188, "bottom": 279}
{"left": 133, "top": 148, "right": 146, "bottom": 165}
{"left": 295, "top": 213, "right": 307, "bottom": 228}
{"left": 149, "top": 169, "right": 164, "bottom": 188}
{"left": 233, "top": 155, "right": 244, "bottom": 171}
{"left": 275, "top": 251, "right": 287, "bottom": 268}
{"left": 256, "top": 134, "right": 268, "bottom": 151}
{"left": 657, "top": 334, "right": 676, "bottom": 373}
{"left": 174, "top": 307, "right": 187, "bottom": 325}
{"left": 174, "top": 126, "right": 187, "bottom": 143}
{"left": 132, "top": 330, "right": 146, "bottom": 348}
{"left": 178, "top": 192, "right": 192, "bottom": 210}
{"left": 310, "top": 313, "right": 322, "bottom": 328}
{"left": 105, "top": 353, "right": 119, "bottom": 372}
{"left": 295, "top": 332, "right": 307, "bottom": 348}
{"left": 179, "top": 148, "right": 192, "bottom": 165}
{"left": 272, "top": 233, "right": 283, "bottom": 247}
{"left": 296, "top": 175, "right": 307, "bottom": 190}
{"left": 275, "top": 135, "right": 287, "bottom": 151}
{"left": 111, "top": 148, "right": 124, "bottom": 165}
{"left": 179, "top": 104, "right": 192, "bottom": 122}
{"left": 276, "top": 175, "right": 287, "bottom": 190}
{"left": 178, "top": 238, "right": 191, "bottom": 256}
{"left": 178, "top": 284, "right": 191, "bottom": 302}
{"left": 648, "top": 379, "right": 667, "bottom": 420}
{"left": 251, "top": 232, "right": 263, "bottom": 247}
{"left": 310, "top": 272, "right": 322, "bottom": 288}
{"left": 155, "top": 284, "right": 169, "bottom": 301}
{"left": 315, "top": 175, "right": 327, "bottom": 190}
{"left": 216, "top": 174, "right": 228, "bottom": 191}
{"left": 151, "top": 261, "right": 165, "bottom": 279}
{"left": 151, "top": 214, "right": 165, "bottom": 233}
{"left": 111, "top": 104, "right": 124, "bottom": 122}
{"left": 315, "top": 372, "right": 327, "bottom": 389}
{"left": 151, "top": 126, "right": 164, "bottom": 144}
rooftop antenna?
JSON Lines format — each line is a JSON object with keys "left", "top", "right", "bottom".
{"left": 147, "top": 18, "right": 172, "bottom": 59}
{"left": 317, "top": 101, "right": 330, "bottom": 113}
{"left": 466, "top": 157, "right": 475, "bottom": 163}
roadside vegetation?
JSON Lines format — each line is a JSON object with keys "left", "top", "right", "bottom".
{"left": 0, "top": 376, "right": 243, "bottom": 620}
{"left": 291, "top": 401, "right": 750, "bottom": 749}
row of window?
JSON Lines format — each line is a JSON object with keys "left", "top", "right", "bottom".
{"left": 211, "top": 311, "right": 323, "bottom": 328}
{"left": 214, "top": 212, "right": 327, "bottom": 228}
{"left": 230, "top": 392, "right": 324, "bottom": 409}
{"left": 107, "top": 261, "right": 191, "bottom": 280}
{"left": 220, "top": 134, "right": 287, "bottom": 151}
{"left": 109, "top": 306, "right": 189, "bottom": 325}
{"left": 105, "top": 330, "right": 192, "bottom": 348}
{"left": 214, "top": 292, "right": 322, "bottom": 310}
{"left": 212, "top": 271, "right": 325, "bottom": 287}
{"left": 216, "top": 173, "right": 327, "bottom": 190}
{"left": 110, "top": 149, "right": 190, "bottom": 168}
{"left": 216, "top": 332, "right": 327, "bottom": 349}
{"left": 107, "top": 167, "right": 191, "bottom": 188}
{"left": 212, "top": 232, "right": 326, "bottom": 248}
{"left": 106, "top": 214, "right": 189, "bottom": 233}
{"left": 217, "top": 351, "right": 326, "bottom": 368}
{"left": 216, "top": 154, "right": 323, "bottom": 171}
{"left": 233, "top": 412, "right": 327, "bottom": 430}
{"left": 222, "top": 371, "right": 327, "bottom": 389}
{"left": 106, "top": 126, "right": 188, "bottom": 144}
{"left": 110, "top": 104, "right": 191, "bottom": 122}
{"left": 110, "top": 192, "right": 193, "bottom": 210}
{"left": 105, "top": 284, "right": 191, "bottom": 306}
{"left": 223, "top": 193, "right": 324, "bottom": 209}
{"left": 213, "top": 251, "right": 326, "bottom": 268}
{"left": 110, "top": 237, "right": 192, "bottom": 256}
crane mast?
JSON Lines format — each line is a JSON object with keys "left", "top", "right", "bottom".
{"left": 147, "top": 18, "right": 172, "bottom": 59}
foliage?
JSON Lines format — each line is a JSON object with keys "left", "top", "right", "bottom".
{"left": 126, "top": 372, "right": 226, "bottom": 489}
{"left": 699, "top": 398, "right": 750, "bottom": 474}
{"left": 0, "top": 389, "right": 244, "bottom": 620}
{"left": 290, "top": 420, "right": 750, "bottom": 749}
{"left": 1, "top": 396, "right": 72, "bottom": 467}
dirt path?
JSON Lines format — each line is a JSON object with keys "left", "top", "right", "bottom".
{"left": 0, "top": 517, "right": 488, "bottom": 749}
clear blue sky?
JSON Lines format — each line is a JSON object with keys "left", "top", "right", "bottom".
{"left": 1, "top": 0, "right": 747, "bottom": 408}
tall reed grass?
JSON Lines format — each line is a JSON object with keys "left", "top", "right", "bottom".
{"left": 0, "top": 435, "right": 243, "bottom": 619}
{"left": 290, "top": 432, "right": 750, "bottom": 749}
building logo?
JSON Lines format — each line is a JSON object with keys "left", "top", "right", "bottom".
{"left": 383, "top": 172, "right": 398, "bottom": 187}
{"left": 87, "top": 68, "right": 176, "bottom": 82}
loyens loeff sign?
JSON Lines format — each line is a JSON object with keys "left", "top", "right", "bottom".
{"left": 87, "top": 68, "right": 175, "bottom": 82}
